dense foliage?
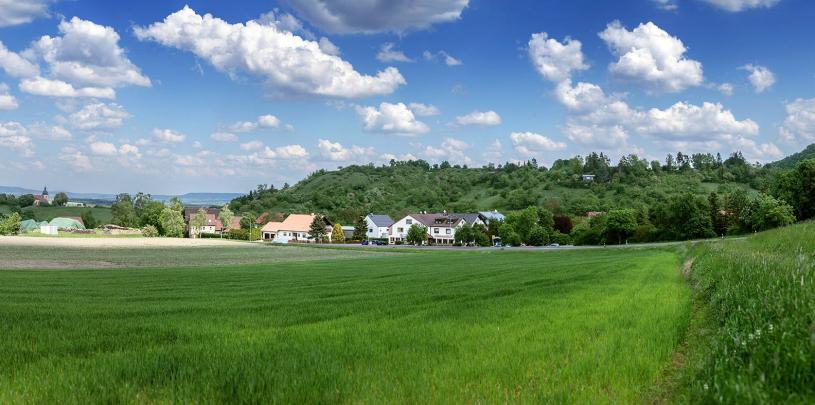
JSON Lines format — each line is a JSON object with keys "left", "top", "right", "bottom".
{"left": 680, "top": 221, "right": 815, "bottom": 403}
{"left": 230, "top": 148, "right": 814, "bottom": 245}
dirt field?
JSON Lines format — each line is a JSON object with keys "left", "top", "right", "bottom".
{"left": 0, "top": 236, "right": 259, "bottom": 249}
{"left": 0, "top": 236, "right": 386, "bottom": 270}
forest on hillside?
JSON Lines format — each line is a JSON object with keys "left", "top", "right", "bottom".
{"left": 228, "top": 148, "right": 814, "bottom": 245}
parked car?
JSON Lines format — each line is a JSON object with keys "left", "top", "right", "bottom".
{"left": 547, "top": 243, "right": 560, "bottom": 247}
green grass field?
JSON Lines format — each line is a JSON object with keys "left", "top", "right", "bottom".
{"left": 0, "top": 246, "right": 690, "bottom": 403}
{"left": 18, "top": 206, "right": 113, "bottom": 223}
{"left": 672, "top": 222, "right": 815, "bottom": 403}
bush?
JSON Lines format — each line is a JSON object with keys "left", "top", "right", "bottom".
{"left": 199, "top": 233, "right": 222, "bottom": 239}
{"left": 227, "top": 229, "right": 249, "bottom": 240}
{"left": 141, "top": 225, "right": 159, "bottom": 237}
{"left": 550, "top": 231, "right": 572, "bottom": 245}
{"left": 527, "top": 226, "right": 549, "bottom": 246}
{"left": 0, "top": 212, "right": 21, "bottom": 235}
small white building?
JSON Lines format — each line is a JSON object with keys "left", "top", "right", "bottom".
{"left": 364, "top": 214, "right": 394, "bottom": 240}
{"left": 40, "top": 224, "right": 58, "bottom": 235}
{"left": 262, "top": 214, "right": 332, "bottom": 244}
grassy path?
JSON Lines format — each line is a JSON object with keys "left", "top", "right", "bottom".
{"left": 0, "top": 248, "right": 689, "bottom": 403}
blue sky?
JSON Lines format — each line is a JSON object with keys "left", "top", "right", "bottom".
{"left": 1, "top": 0, "right": 814, "bottom": 193}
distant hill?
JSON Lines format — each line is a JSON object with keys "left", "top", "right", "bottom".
{"left": 767, "top": 143, "right": 815, "bottom": 169}
{"left": 0, "top": 186, "right": 241, "bottom": 206}
{"left": 228, "top": 155, "right": 765, "bottom": 224}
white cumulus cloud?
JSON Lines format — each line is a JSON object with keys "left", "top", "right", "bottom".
{"left": 376, "top": 43, "right": 413, "bottom": 63}
{"left": 0, "top": 83, "right": 18, "bottom": 110}
{"left": 599, "top": 21, "right": 703, "bottom": 92}
{"left": 700, "top": 0, "right": 780, "bottom": 12}
{"left": 68, "top": 102, "right": 130, "bottom": 131}
{"left": 0, "top": 41, "right": 40, "bottom": 78}
{"left": 282, "top": 0, "right": 469, "bottom": 34}
{"left": 528, "top": 33, "right": 588, "bottom": 82}
{"left": 510, "top": 132, "right": 567, "bottom": 157}
{"left": 0, "top": 0, "right": 54, "bottom": 27}
{"left": 89, "top": 141, "right": 118, "bottom": 156}
{"left": 779, "top": 98, "right": 815, "bottom": 144}
{"left": 317, "top": 139, "right": 375, "bottom": 161}
{"left": 356, "top": 102, "right": 430, "bottom": 135}
{"left": 211, "top": 132, "right": 238, "bottom": 142}
{"left": 135, "top": 6, "right": 405, "bottom": 99}
{"left": 59, "top": 146, "right": 92, "bottom": 171}
{"left": 408, "top": 102, "right": 440, "bottom": 117}
{"left": 19, "top": 76, "right": 115, "bottom": 99}
{"left": 740, "top": 64, "right": 775, "bottom": 93}
{"left": 455, "top": 110, "right": 502, "bottom": 126}
{"left": 152, "top": 128, "right": 186, "bottom": 144}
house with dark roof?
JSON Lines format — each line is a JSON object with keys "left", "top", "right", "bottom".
{"left": 364, "top": 214, "right": 394, "bottom": 239}
{"left": 388, "top": 211, "right": 487, "bottom": 245}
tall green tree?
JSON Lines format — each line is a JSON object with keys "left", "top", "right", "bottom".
{"left": 52, "top": 192, "right": 68, "bottom": 206}
{"left": 406, "top": 224, "right": 428, "bottom": 245}
{"left": 331, "top": 223, "right": 345, "bottom": 243}
{"left": 140, "top": 201, "right": 165, "bottom": 231}
{"left": 352, "top": 216, "right": 367, "bottom": 241}
{"left": 218, "top": 205, "right": 234, "bottom": 235}
{"left": 81, "top": 211, "right": 99, "bottom": 229}
{"left": 308, "top": 215, "right": 327, "bottom": 243}
{"left": 189, "top": 208, "right": 208, "bottom": 238}
{"left": 605, "top": 209, "right": 637, "bottom": 244}
{"left": 168, "top": 197, "right": 184, "bottom": 214}
{"left": 159, "top": 207, "right": 185, "bottom": 237}
{"left": 111, "top": 194, "right": 138, "bottom": 228}
{"left": 773, "top": 159, "right": 815, "bottom": 220}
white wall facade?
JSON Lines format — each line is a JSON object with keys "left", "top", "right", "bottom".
{"left": 365, "top": 216, "right": 390, "bottom": 239}
{"left": 388, "top": 215, "right": 419, "bottom": 244}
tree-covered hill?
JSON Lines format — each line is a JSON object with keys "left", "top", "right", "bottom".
{"left": 766, "top": 143, "right": 815, "bottom": 169}
{"left": 230, "top": 151, "right": 773, "bottom": 224}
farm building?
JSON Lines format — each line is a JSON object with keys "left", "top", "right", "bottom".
{"left": 364, "top": 214, "right": 394, "bottom": 239}
{"left": 184, "top": 208, "right": 223, "bottom": 236}
{"left": 261, "top": 214, "right": 332, "bottom": 243}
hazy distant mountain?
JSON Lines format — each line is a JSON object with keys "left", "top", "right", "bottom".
{"left": 0, "top": 186, "right": 241, "bottom": 206}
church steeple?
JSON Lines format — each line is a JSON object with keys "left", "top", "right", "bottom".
{"left": 42, "top": 186, "right": 48, "bottom": 196}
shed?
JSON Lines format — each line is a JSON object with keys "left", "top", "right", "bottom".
{"left": 40, "top": 224, "right": 59, "bottom": 235}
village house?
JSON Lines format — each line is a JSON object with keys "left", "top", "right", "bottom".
{"left": 388, "top": 212, "right": 488, "bottom": 245}
{"left": 261, "top": 213, "right": 332, "bottom": 243}
{"left": 184, "top": 208, "right": 222, "bottom": 237}
{"left": 364, "top": 214, "right": 394, "bottom": 240}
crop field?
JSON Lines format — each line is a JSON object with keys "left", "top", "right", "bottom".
{"left": 0, "top": 244, "right": 690, "bottom": 403}
{"left": 19, "top": 206, "right": 113, "bottom": 223}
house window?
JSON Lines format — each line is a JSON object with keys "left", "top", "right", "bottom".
{"left": 434, "top": 228, "right": 439, "bottom": 234}
{"left": 368, "top": 228, "right": 373, "bottom": 233}
{"left": 397, "top": 227, "right": 404, "bottom": 233}
{"left": 406, "top": 219, "right": 413, "bottom": 225}
{"left": 446, "top": 229, "right": 451, "bottom": 235}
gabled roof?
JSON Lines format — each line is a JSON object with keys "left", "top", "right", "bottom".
{"left": 453, "top": 213, "right": 482, "bottom": 226}
{"left": 261, "top": 221, "right": 284, "bottom": 232}
{"left": 479, "top": 210, "right": 505, "bottom": 222}
{"left": 407, "top": 213, "right": 465, "bottom": 228}
{"left": 184, "top": 207, "right": 219, "bottom": 221}
{"left": 279, "top": 214, "right": 318, "bottom": 232}
{"left": 367, "top": 214, "right": 394, "bottom": 227}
